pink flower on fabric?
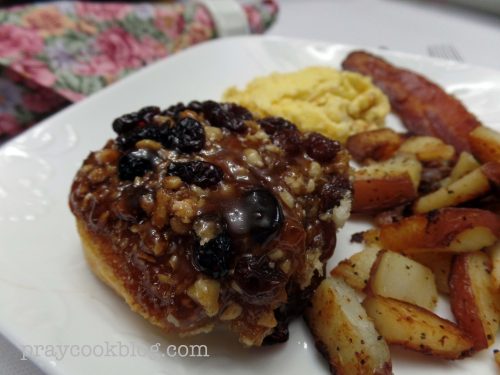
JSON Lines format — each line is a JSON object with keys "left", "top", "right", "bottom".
{"left": 75, "top": 3, "right": 131, "bottom": 22}
{"left": 193, "top": 5, "right": 214, "bottom": 28}
{"left": 75, "top": 55, "right": 120, "bottom": 77}
{"left": 0, "top": 24, "right": 44, "bottom": 59}
{"left": 11, "top": 59, "right": 57, "bottom": 87}
{"left": 77, "top": 28, "right": 156, "bottom": 77}
{"left": 187, "top": 24, "right": 213, "bottom": 45}
{"left": 22, "top": 90, "right": 66, "bottom": 113}
{"left": 22, "top": 6, "right": 74, "bottom": 37}
{"left": 96, "top": 28, "right": 143, "bottom": 68}
{"left": 0, "top": 113, "right": 21, "bottom": 137}
{"left": 155, "top": 6, "right": 184, "bottom": 40}
{"left": 140, "top": 36, "right": 168, "bottom": 63}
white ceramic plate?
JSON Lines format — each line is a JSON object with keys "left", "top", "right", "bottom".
{"left": 1, "top": 36, "right": 499, "bottom": 375}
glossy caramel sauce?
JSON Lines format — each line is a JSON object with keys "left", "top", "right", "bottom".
{"left": 69, "top": 103, "right": 351, "bottom": 345}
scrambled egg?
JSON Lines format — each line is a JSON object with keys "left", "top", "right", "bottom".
{"left": 223, "top": 66, "right": 390, "bottom": 142}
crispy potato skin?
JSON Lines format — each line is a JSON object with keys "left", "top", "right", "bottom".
{"left": 363, "top": 295, "right": 474, "bottom": 360}
{"left": 346, "top": 129, "right": 403, "bottom": 163}
{"left": 449, "top": 252, "right": 497, "bottom": 351}
{"left": 449, "top": 253, "right": 488, "bottom": 350}
{"left": 352, "top": 154, "right": 421, "bottom": 213}
{"left": 342, "top": 51, "right": 480, "bottom": 153}
{"left": 305, "top": 278, "right": 393, "bottom": 375}
{"left": 331, "top": 246, "right": 380, "bottom": 290}
{"left": 353, "top": 175, "right": 417, "bottom": 213}
{"left": 482, "top": 161, "right": 500, "bottom": 186}
{"left": 468, "top": 126, "right": 500, "bottom": 164}
{"left": 413, "top": 167, "right": 491, "bottom": 214}
{"left": 378, "top": 208, "right": 500, "bottom": 253}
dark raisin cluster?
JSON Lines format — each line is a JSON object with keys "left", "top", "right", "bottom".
{"left": 233, "top": 255, "right": 287, "bottom": 305}
{"left": 112, "top": 102, "right": 259, "bottom": 183}
{"left": 118, "top": 150, "right": 154, "bottom": 181}
{"left": 192, "top": 232, "right": 233, "bottom": 279}
{"left": 259, "top": 117, "right": 341, "bottom": 162}
{"left": 167, "top": 161, "right": 223, "bottom": 188}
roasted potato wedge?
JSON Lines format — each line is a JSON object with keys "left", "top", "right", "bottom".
{"left": 482, "top": 161, "right": 500, "bottom": 186}
{"left": 305, "top": 277, "right": 392, "bottom": 375}
{"left": 346, "top": 128, "right": 403, "bottom": 163}
{"left": 409, "top": 252, "right": 454, "bottom": 294}
{"left": 468, "top": 125, "right": 500, "bottom": 164}
{"left": 441, "top": 152, "right": 480, "bottom": 187}
{"left": 399, "top": 136, "right": 455, "bottom": 162}
{"left": 363, "top": 295, "right": 474, "bottom": 359}
{"left": 449, "top": 251, "right": 499, "bottom": 351}
{"left": 353, "top": 154, "right": 421, "bottom": 213}
{"left": 367, "top": 250, "right": 438, "bottom": 310}
{"left": 331, "top": 246, "right": 381, "bottom": 290}
{"left": 378, "top": 208, "right": 500, "bottom": 254}
{"left": 414, "top": 167, "right": 490, "bottom": 213}
{"left": 488, "top": 242, "right": 500, "bottom": 292}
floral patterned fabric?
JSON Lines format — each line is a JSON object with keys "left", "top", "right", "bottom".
{"left": 0, "top": 1, "right": 278, "bottom": 143}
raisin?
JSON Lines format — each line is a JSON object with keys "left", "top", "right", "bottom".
{"left": 305, "top": 132, "right": 341, "bottom": 162}
{"left": 263, "top": 320, "right": 289, "bottom": 345}
{"left": 164, "top": 117, "right": 205, "bottom": 152}
{"left": 116, "top": 124, "right": 165, "bottom": 150}
{"left": 162, "top": 102, "right": 187, "bottom": 118}
{"left": 192, "top": 232, "right": 232, "bottom": 279}
{"left": 112, "top": 113, "right": 139, "bottom": 134}
{"left": 118, "top": 150, "right": 153, "bottom": 180}
{"left": 320, "top": 175, "right": 351, "bottom": 210}
{"left": 259, "top": 117, "right": 302, "bottom": 154}
{"left": 187, "top": 100, "right": 203, "bottom": 111}
{"left": 225, "top": 189, "right": 283, "bottom": 244}
{"left": 233, "top": 255, "right": 286, "bottom": 305}
{"left": 259, "top": 117, "right": 298, "bottom": 134}
{"left": 112, "top": 106, "right": 160, "bottom": 134}
{"left": 138, "top": 106, "right": 160, "bottom": 124}
{"left": 167, "top": 161, "right": 223, "bottom": 188}
{"left": 201, "top": 101, "right": 251, "bottom": 132}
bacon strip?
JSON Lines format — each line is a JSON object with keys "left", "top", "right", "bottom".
{"left": 342, "top": 51, "right": 481, "bottom": 153}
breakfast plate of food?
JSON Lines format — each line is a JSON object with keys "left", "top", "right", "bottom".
{"left": 0, "top": 36, "right": 499, "bottom": 375}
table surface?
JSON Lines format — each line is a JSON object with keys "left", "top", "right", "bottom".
{"left": 1, "top": 0, "right": 499, "bottom": 374}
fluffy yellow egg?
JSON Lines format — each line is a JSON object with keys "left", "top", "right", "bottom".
{"left": 224, "top": 66, "right": 390, "bottom": 142}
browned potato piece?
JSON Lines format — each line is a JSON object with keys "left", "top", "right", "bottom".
{"left": 468, "top": 125, "right": 500, "bottom": 164}
{"left": 378, "top": 208, "right": 500, "bottom": 254}
{"left": 362, "top": 229, "right": 383, "bottom": 248}
{"left": 414, "top": 167, "right": 490, "bottom": 214}
{"left": 331, "top": 246, "right": 381, "bottom": 290}
{"left": 346, "top": 128, "right": 403, "bottom": 163}
{"left": 353, "top": 154, "right": 421, "bottom": 213}
{"left": 367, "top": 251, "right": 438, "bottom": 310}
{"left": 488, "top": 242, "right": 500, "bottom": 292}
{"left": 399, "top": 136, "right": 455, "bottom": 162}
{"left": 449, "top": 251, "right": 499, "bottom": 350}
{"left": 482, "top": 161, "right": 500, "bottom": 187}
{"left": 409, "top": 252, "right": 454, "bottom": 294}
{"left": 441, "top": 152, "right": 480, "bottom": 188}
{"left": 305, "top": 277, "right": 392, "bottom": 375}
{"left": 495, "top": 350, "right": 500, "bottom": 366}
{"left": 363, "top": 295, "right": 474, "bottom": 359}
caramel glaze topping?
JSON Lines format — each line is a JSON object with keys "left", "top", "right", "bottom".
{"left": 69, "top": 101, "right": 351, "bottom": 345}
